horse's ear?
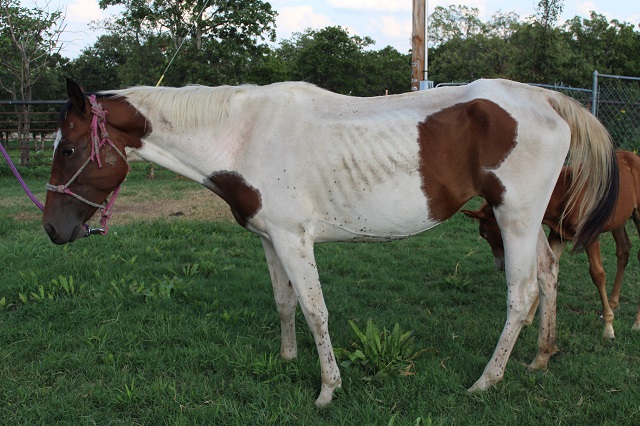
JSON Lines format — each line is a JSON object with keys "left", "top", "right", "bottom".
{"left": 461, "top": 209, "right": 482, "bottom": 220}
{"left": 66, "top": 78, "right": 86, "bottom": 114}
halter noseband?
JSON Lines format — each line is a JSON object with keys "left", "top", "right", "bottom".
{"left": 46, "top": 94, "right": 130, "bottom": 237}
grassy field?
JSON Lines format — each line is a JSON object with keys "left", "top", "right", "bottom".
{"left": 1, "top": 170, "right": 640, "bottom": 425}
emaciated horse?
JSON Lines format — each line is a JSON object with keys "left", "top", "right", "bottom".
{"left": 43, "top": 78, "right": 618, "bottom": 406}
{"left": 463, "top": 150, "right": 640, "bottom": 339}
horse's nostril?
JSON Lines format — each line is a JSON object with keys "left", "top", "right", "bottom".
{"left": 43, "top": 222, "right": 58, "bottom": 239}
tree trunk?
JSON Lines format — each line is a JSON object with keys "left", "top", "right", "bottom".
{"left": 19, "top": 104, "right": 30, "bottom": 166}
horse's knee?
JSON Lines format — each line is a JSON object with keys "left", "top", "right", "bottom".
{"left": 589, "top": 266, "right": 606, "bottom": 286}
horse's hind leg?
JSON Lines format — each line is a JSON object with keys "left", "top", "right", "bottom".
{"left": 528, "top": 227, "right": 560, "bottom": 370}
{"left": 262, "top": 237, "right": 298, "bottom": 360}
{"left": 523, "top": 230, "right": 566, "bottom": 327}
{"left": 608, "top": 226, "right": 631, "bottom": 311}
{"left": 548, "top": 228, "right": 567, "bottom": 261}
{"left": 267, "top": 229, "right": 341, "bottom": 407}
{"left": 469, "top": 225, "right": 551, "bottom": 391}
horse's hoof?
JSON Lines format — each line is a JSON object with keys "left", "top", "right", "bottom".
{"left": 468, "top": 376, "right": 495, "bottom": 392}
{"left": 314, "top": 379, "right": 341, "bottom": 407}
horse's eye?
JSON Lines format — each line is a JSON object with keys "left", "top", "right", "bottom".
{"left": 61, "top": 147, "right": 75, "bottom": 157}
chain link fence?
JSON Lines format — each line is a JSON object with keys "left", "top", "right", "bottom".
{"left": 592, "top": 72, "right": 640, "bottom": 151}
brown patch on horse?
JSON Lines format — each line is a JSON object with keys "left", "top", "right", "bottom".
{"left": 204, "top": 171, "right": 262, "bottom": 227}
{"left": 417, "top": 99, "right": 517, "bottom": 221}
{"left": 97, "top": 96, "right": 149, "bottom": 150}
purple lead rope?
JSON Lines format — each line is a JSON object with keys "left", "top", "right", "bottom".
{"left": 0, "top": 142, "right": 45, "bottom": 212}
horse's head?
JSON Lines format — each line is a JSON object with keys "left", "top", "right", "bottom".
{"left": 42, "top": 79, "right": 148, "bottom": 244}
{"left": 462, "top": 204, "right": 505, "bottom": 271}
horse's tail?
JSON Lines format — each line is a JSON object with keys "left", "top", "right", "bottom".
{"left": 547, "top": 93, "right": 619, "bottom": 251}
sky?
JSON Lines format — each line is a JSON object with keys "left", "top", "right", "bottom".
{"left": 23, "top": 0, "right": 640, "bottom": 59}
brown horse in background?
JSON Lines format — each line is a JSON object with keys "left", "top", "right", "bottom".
{"left": 463, "top": 150, "right": 640, "bottom": 339}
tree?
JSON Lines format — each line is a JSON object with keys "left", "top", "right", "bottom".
{"left": 362, "top": 46, "right": 411, "bottom": 96}
{"left": 0, "top": 0, "right": 65, "bottom": 100}
{"left": 0, "top": 0, "right": 65, "bottom": 164}
{"left": 73, "top": 32, "right": 173, "bottom": 89}
{"left": 271, "top": 27, "right": 410, "bottom": 96}
{"left": 564, "top": 13, "right": 640, "bottom": 82}
{"left": 89, "top": 0, "right": 277, "bottom": 86}
{"left": 526, "top": 0, "right": 566, "bottom": 82}
{"left": 428, "top": 8, "right": 519, "bottom": 83}
{"left": 277, "top": 26, "right": 375, "bottom": 95}
{"left": 428, "top": 5, "right": 484, "bottom": 46}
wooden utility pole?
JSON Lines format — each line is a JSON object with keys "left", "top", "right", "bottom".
{"left": 411, "top": 0, "right": 425, "bottom": 92}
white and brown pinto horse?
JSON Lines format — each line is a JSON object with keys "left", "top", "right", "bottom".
{"left": 43, "top": 78, "right": 618, "bottom": 406}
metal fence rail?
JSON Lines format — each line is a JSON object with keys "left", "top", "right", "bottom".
{"left": 0, "top": 100, "right": 65, "bottom": 167}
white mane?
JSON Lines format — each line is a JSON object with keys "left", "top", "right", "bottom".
{"left": 102, "top": 84, "right": 243, "bottom": 133}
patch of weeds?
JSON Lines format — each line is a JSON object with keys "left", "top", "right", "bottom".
{"left": 84, "top": 328, "right": 118, "bottom": 366}
{"left": 248, "top": 352, "right": 290, "bottom": 383}
{"left": 110, "top": 254, "right": 138, "bottom": 265}
{"left": 182, "top": 262, "right": 200, "bottom": 277}
{"left": 444, "top": 261, "right": 473, "bottom": 291}
{"left": 51, "top": 275, "right": 82, "bottom": 297}
{"left": 231, "top": 350, "right": 299, "bottom": 384}
{"left": 16, "top": 273, "right": 84, "bottom": 305}
{"left": 114, "top": 378, "right": 138, "bottom": 405}
{"left": 110, "top": 264, "right": 195, "bottom": 302}
{"left": 389, "top": 415, "right": 434, "bottom": 426}
{"left": 111, "top": 275, "right": 191, "bottom": 302}
{"left": 335, "top": 319, "right": 424, "bottom": 379}
{"left": 220, "top": 307, "right": 256, "bottom": 323}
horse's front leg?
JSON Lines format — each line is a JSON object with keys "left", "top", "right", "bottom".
{"left": 585, "top": 239, "right": 617, "bottom": 339}
{"left": 262, "top": 237, "right": 298, "bottom": 360}
{"left": 268, "top": 229, "right": 341, "bottom": 407}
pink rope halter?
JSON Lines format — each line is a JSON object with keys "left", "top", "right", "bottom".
{"left": 46, "top": 95, "right": 130, "bottom": 236}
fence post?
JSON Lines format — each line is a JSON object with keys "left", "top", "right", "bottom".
{"left": 591, "top": 70, "right": 599, "bottom": 116}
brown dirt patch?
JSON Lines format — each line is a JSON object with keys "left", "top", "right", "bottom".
{"left": 113, "top": 187, "right": 234, "bottom": 224}
{"left": 9, "top": 185, "right": 235, "bottom": 226}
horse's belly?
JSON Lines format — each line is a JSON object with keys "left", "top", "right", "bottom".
{"left": 313, "top": 176, "right": 438, "bottom": 243}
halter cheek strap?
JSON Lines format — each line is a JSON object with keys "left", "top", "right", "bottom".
{"left": 46, "top": 95, "right": 130, "bottom": 236}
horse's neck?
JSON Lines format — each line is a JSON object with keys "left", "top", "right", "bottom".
{"left": 133, "top": 126, "right": 240, "bottom": 184}
{"left": 112, "top": 86, "right": 246, "bottom": 184}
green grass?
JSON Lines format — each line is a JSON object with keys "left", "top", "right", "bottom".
{"left": 1, "top": 173, "right": 640, "bottom": 424}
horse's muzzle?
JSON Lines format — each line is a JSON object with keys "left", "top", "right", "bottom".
{"left": 43, "top": 221, "right": 85, "bottom": 244}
